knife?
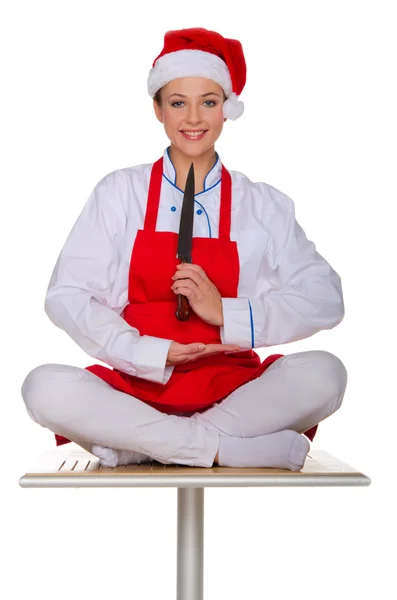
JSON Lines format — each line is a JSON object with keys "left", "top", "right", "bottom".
{"left": 175, "top": 162, "right": 195, "bottom": 321}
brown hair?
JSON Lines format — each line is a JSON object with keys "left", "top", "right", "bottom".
{"left": 154, "top": 88, "right": 163, "bottom": 106}
{"left": 153, "top": 86, "right": 227, "bottom": 107}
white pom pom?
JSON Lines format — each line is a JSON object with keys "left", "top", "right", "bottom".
{"left": 222, "top": 93, "right": 245, "bottom": 120}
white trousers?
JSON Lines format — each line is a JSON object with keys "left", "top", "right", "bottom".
{"left": 21, "top": 350, "right": 348, "bottom": 468}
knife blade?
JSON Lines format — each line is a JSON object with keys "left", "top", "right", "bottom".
{"left": 175, "top": 162, "right": 195, "bottom": 321}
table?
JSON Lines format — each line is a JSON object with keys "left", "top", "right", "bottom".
{"left": 19, "top": 443, "right": 371, "bottom": 600}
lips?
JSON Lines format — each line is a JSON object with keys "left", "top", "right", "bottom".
{"left": 179, "top": 130, "right": 208, "bottom": 140}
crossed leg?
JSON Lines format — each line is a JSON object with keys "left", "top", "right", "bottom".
{"left": 190, "top": 350, "right": 347, "bottom": 468}
{"left": 21, "top": 350, "right": 347, "bottom": 469}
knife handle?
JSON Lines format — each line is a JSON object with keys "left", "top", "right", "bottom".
{"left": 175, "top": 259, "right": 190, "bottom": 321}
{"left": 176, "top": 293, "right": 190, "bottom": 321}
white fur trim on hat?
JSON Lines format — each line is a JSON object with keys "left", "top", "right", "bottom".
{"left": 148, "top": 49, "right": 233, "bottom": 97}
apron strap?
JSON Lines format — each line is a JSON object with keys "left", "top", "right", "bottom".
{"left": 144, "top": 157, "right": 163, "bottom": 231}
{"left": 144, "top": 156, "right": 231, "bottom": 242}
{"left": 219, "top": 165, "right": 231, "bottom": 242}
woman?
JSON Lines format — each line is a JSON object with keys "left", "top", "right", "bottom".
{"left": 21, "top": 27, "right": 347, "bottom": 471}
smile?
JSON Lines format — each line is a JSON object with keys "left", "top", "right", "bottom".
{"left": 180, "top": 130, "right": 208, "bottom": 140}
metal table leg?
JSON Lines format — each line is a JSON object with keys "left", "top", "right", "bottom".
{"left": 177, "top": 487, "right": 204, "bottom": 600}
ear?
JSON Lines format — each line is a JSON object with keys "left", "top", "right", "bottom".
{"left": 153, "top": 99, "right": 163, "bottom": 124}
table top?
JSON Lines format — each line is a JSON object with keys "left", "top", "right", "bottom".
{"left": 19, "top": 443, "right": 371, "bottom": 487}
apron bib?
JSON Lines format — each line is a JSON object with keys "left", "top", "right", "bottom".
{"left": 55, "top": 157, "right": 318, "bottom": 445}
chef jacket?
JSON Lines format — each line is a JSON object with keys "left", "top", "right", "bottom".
{"left": 44, "top": 146, "right": 344, "bottom": 385}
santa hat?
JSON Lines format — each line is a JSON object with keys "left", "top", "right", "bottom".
{"left": 147, "top": 27, "right": 247, "bottom": 120}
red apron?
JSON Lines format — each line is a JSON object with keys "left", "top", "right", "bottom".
{"left": 55, "top": 157, "right": 318, "bottom": 446}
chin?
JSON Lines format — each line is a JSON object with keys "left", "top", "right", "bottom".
{"left": 183, "top": 145, "right": 211, "bottom": 156}
{"left": 181, "top": 137, "right": 217, "bottom": 152}
{"left": 173, "top": 143, "right": 208, "bottom": 157}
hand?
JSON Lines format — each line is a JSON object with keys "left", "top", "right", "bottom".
{"left": 171, "top": 263, "right": 224, "bottom": 326}
{"left": 166, "top": 341, "right": 241, "bottom": 366}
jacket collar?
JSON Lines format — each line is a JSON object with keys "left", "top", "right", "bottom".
{"left": 162, "top": 146, "right": 222, "bottom": 194}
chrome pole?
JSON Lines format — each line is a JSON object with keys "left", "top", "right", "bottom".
{"left": 177, "top": 487, "right": 204, "bottom": 600}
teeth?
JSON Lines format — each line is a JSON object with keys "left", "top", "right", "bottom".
{"left": 182, "top": 131, "right": 205, "bottom": 136}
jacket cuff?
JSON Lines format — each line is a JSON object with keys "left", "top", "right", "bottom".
{"left": 219, "top": 298, "right": 254, "bottom": 348}
{"left": 131, "top": 336, "right": 174, "bottom": 384}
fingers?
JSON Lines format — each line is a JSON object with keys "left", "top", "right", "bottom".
{"left": 181, "top": 344, "right": 241, "bottom": 361}
{"left": 166, "top": 342, "right": 205, "bottom": 366}
{"left": 167, "top": 342, "right": 242, "bottom": 367}
{"left": 186, "top": 343, "right": 240, "bottom": 353}
{"left": 183, "top": 343, "right": 241, "bottom": 354}
{"left": 204, "top": 344, "right": 241, "bottom": 353}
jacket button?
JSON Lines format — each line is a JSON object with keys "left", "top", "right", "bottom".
{"left": 196, "top": 209, "right": 203, "bottom": 215}
{"left": 171, "top": 206, "right": 177, "bottom": 212}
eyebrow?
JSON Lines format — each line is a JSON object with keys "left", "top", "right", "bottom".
{"left": 168, "top": 92, "right": 221, "bottom": 99}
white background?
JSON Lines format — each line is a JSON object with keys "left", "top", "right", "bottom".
{"left": 2, "top": 1, "right": 396, "bottom": 598}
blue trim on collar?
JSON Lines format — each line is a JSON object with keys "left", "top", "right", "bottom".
{"left": 204, "top": 153, "right": 219, "bottom": 190}
{"left": 165, "top": 147, "right": 221, "bottom": 192}
{"left": 166, "top": 147, "right": 177, "bottom": 184}
{"left": 162, "top": 173, "right": 221, "bottom": 197}
{"left": 248, "top": 300, "right": 254, "bottom": 348}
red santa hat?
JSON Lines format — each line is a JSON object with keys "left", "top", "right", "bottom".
{"left": 147, "top": 27, "right": 247, "bottom": 120}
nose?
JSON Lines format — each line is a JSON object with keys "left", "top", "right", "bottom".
{"left": 186, "top": 103, "right": 204, "bottom": 125}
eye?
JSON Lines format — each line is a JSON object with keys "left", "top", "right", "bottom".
{"left": 170, "top": 100, "right": 217, "bottom": 108}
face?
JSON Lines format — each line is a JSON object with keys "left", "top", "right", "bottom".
{"left": 153, "top": 77, "right": 226, "bottom": 158}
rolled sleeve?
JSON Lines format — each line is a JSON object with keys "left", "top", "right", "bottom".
{"left": 219, "top": 297, "right": 254, "bottom": 348}
{"left": 131, "top": 336, "right": 174, "bottom": 384}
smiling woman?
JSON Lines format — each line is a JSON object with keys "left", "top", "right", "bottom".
{"left": 21, "top": 27, "right": 347, "bottom": 472}
{"left": 153, "top": 78, "right": 228, "bottom": 194}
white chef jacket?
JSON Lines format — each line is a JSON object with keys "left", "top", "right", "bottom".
{"left": 44, "top": 146, "right": 344, "bottom": 386}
